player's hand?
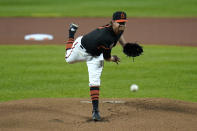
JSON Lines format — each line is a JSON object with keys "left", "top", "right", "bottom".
{"left": 111, "top": 55, "right": 120, "bottom": 64}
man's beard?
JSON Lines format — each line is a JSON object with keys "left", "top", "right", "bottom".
{"left": 115, "top": 25, "right": 125, "bottom": 34}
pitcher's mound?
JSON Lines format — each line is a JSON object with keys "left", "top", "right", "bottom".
{"left": 0, "top": 98, "right": 197, "bottom": 131}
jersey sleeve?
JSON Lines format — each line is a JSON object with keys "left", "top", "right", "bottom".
{"left": 103, "top": 48, "right": 111, "bottom": 60}
{"left": 103, "top": 43, "right": 111, "bottom": 60}
{"left": 97, "top": 44, "right": 111, "bottom": 60}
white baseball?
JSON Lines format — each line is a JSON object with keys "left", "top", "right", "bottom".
{"left": 130, "top": 84, "right": 139, "bottom": 92}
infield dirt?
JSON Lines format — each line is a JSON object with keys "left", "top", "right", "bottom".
{"left": 0, "top": 98, "right": 196, "bottom": 131}
{"left": 0, "top": 18, "right": 197, "bottom": 46}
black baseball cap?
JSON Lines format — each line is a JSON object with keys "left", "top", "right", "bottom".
{"left": 112, "top": 11, "right": 128, "bottom": 22}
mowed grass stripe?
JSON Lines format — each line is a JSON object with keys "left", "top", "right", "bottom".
{"left": 0, "top": 45, "right": 197, "bottom": 102}
{"left": 0, "top": 0, "right": 197, "bottom": 17}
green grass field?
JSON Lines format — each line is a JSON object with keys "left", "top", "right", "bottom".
{"left": 0, "top": 45, "right": 196, "bottom": 102}
{"left": 0, "top": 0, "right": 197, "bottom": 17}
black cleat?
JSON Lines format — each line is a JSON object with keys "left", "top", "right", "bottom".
{"left": 69, "top": 23, "right": 79, "bottom": 32}
{"left": 68, "top": 23, "right": 79, "bottom": 38}
{"left": 92, "top": 110, "right": 101, "bottom": 121}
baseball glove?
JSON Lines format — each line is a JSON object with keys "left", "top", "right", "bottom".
{"left": 123, "top": 42, "right": 143, "bottom": 57}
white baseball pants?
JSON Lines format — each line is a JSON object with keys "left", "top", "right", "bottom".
{"left": 65, "top": 36, "right": 104, "bottom": 87}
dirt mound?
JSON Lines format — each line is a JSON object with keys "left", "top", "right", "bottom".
{"left": 0, "top": 98, "right": 196, "bottom": 131}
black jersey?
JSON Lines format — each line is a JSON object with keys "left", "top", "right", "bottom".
{"left": 81, "top": 24, "right": 123, "bottom": 59}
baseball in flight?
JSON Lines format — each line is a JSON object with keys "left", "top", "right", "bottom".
{"left": 130, "top": 84, "right": 139, "bottom": 92}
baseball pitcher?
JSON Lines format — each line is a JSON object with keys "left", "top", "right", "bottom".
{"left": 65, "top": 11, "right": 143, "bottom": 121}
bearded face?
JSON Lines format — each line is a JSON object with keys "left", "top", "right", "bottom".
{"left": 112, "top": 21, "right": 126, "bottom": 34}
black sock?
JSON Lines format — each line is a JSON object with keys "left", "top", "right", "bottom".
{"left": 69, "top": 31, "right": 75, "bottom": 38}
{"left": 92, "top": 100, "right": 99, "bottom": 111}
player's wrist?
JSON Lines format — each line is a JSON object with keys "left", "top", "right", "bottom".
{"left": 111, "top": 55, "right": 120, "bottom": 64}
{"left": 110, "top": 56, "right": 113, "bottom": 61}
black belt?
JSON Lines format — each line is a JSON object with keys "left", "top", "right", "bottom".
{"left": 80, "top": 44, "right": 84, "bottom": 49}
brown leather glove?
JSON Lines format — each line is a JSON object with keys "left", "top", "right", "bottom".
{"left": 123, "top": 43, "right": 143, "bottom": 57}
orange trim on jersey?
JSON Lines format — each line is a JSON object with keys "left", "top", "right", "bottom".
{"left": 115, "top": 19, "right": 128, "bottom": 22}
{"left": 97, "top": 45, "right": 110, "bottom": 50}
{"left": 98, "top": 25, "right": 111, "bottom": 29}
{"left": 98, "top": 27, "right": 104, "bottom": 29}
